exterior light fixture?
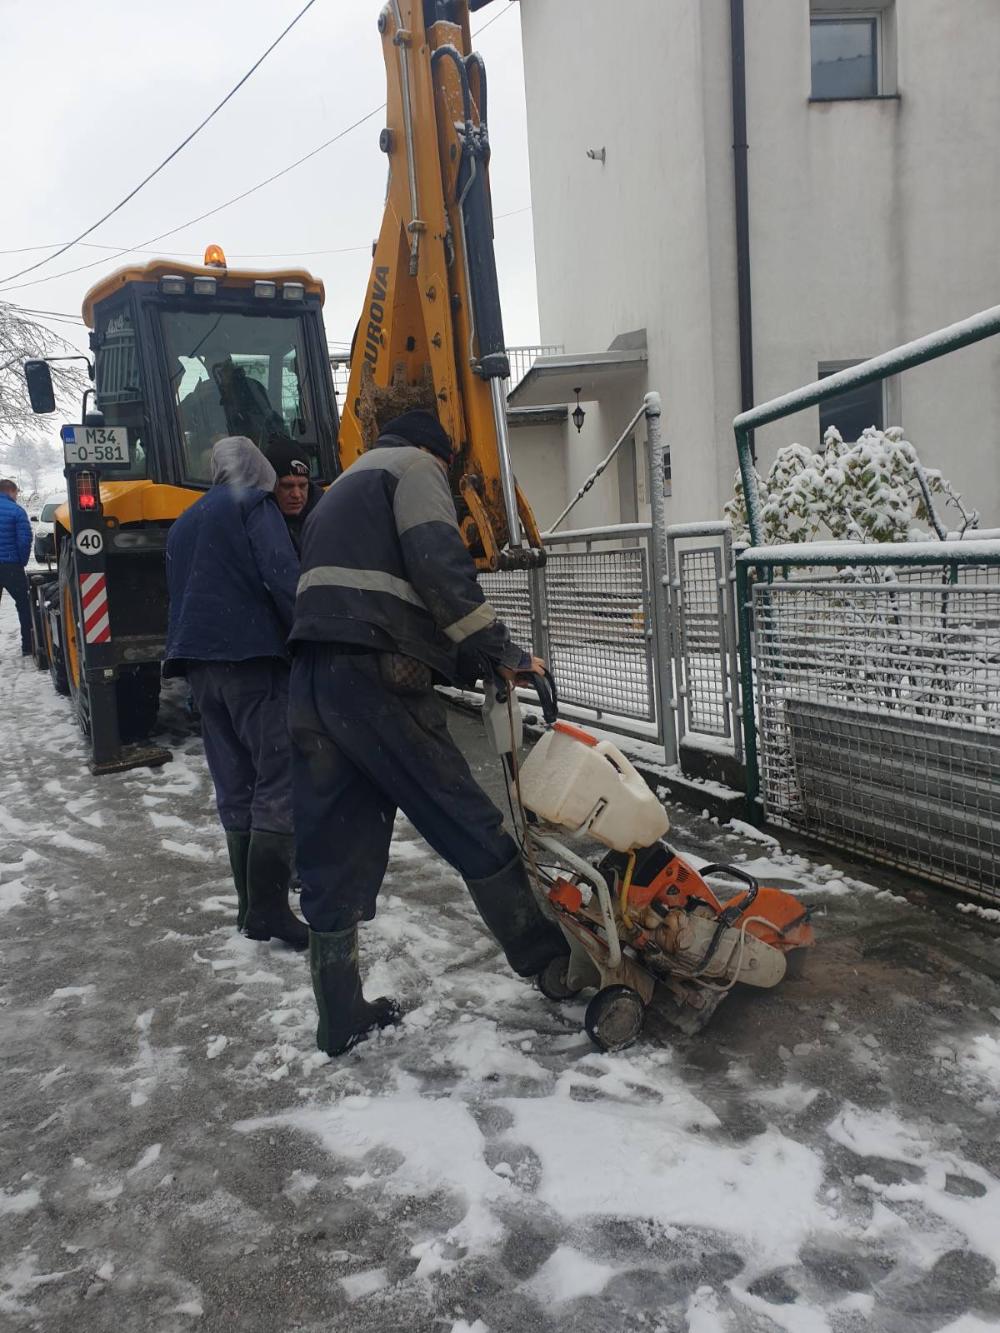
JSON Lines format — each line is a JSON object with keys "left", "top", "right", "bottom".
{"left": 572, "top": 387, "right": 586, "bottom": 434}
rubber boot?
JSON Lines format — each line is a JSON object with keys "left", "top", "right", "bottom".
{"left": 224, "top": 829, "right": 252, "bottom": 931}
{"left": 242, "top": 831, "right": 309, "bottom": 950}
{"left": 465, "top": 853, "right": 571, "bottom": 978}
{"left": 309, "top": 927, "right": 402, "bottom": 1056}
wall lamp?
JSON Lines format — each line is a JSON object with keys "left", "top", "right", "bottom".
{"left": 572, "top": 387, "right": 586, "bottom": 434}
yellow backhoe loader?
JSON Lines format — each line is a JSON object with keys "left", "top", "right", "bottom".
{"left": 23, "top": 0, "right": 541, "bottom": 773}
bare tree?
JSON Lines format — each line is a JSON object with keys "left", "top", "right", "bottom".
{"left": 0, "top": 302, "right": 89, "bottom": 438}
{"left": 1, "top": 434, "right": 61, "bottom": 495}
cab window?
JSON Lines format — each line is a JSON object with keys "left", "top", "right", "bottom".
{"left": 160, "top": 309, "right": 317, "bottom": 485}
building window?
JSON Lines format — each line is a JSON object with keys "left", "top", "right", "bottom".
{"left": 818, "top": 363, "right": 885, "bottom": 443}
{"left": 810, "top": 3, "right": 895, "bottom": 99}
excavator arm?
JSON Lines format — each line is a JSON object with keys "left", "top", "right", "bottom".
{"left": 339, "top": 0, "right": 545, "bottom": 571}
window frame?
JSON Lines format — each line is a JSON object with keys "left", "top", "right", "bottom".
{"left": 817, "top": 359, "right": 901, "bottom": 445}
{"left": 809, "top": 1, "right": 897, "bottom": 101}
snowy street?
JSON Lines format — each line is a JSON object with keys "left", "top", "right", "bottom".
{"left": 2, "top": 601, "right": 1000, "bottom": 1333}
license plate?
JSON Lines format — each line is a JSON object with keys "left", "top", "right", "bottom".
{"left": 63, "top": 426, "right": 130, "bottom": 467}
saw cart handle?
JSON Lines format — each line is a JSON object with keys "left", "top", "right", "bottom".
{"left": 526, "top": 667, "right": 559, "bottom": 725}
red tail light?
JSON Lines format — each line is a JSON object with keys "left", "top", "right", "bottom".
{"left": 75, "top": 471, "right": 98, "bottom": 511}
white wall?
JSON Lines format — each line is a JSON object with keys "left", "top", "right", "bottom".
{"left": 519, "top": 0, "right": 729, "bottom": 525}
{"left": 518, "top": 0, "right": 1000, "bottom": 530}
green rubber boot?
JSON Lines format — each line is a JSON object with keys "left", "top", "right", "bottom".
{"left": 309, "top": 927, "right": 402, "bottom": 1056}
{"left": 242, "top": 831, "right": 309, "bottom": 951}
{"left": 224, "top": 830, "right": 252, "bottom": 931}
{"left": 465, "top": 852, "right": 570, "bottom": 978}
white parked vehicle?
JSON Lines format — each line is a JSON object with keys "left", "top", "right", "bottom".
{"left": 31, "top": 496, "right": 64, "bottom": 566}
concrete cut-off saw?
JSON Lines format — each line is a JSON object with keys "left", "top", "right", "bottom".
{"left": 484, "top": 673, "right": 815, "bottom": 1053}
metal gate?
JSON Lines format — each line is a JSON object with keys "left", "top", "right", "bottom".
{"left": 666, "top": 522, "right": 742, "bottom": 759}
{"left": 481, "top": 521, "right": 669, "bottom": 734}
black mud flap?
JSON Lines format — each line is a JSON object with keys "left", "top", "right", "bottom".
{"left": 88, "top": 743, "right": 172, "bottom": 777}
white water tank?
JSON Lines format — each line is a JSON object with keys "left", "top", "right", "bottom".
{"left": 518, "top": 723, "right": 669, "bottom": 852}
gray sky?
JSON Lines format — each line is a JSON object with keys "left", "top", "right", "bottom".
{"left": 0, "top": 0, "right": 539, "bottom": 364}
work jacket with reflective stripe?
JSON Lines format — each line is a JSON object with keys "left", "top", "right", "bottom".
{"left": 290, "top": 438, "right": 526, "bottom": 682}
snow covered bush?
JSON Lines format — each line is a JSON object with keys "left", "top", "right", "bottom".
{"left": 725, "top": 426, "right": 979, "bottom": 545}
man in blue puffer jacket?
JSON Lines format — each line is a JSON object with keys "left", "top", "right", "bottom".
{"left": 164, "top": 436, "right": 307, "bottom": 950}
{"left": 0, "top": 479, "right": 33, "bottom": 656}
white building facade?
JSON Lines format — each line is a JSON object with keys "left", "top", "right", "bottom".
{"left": 510, "top": 0, "right": 1000, "bottom": 534}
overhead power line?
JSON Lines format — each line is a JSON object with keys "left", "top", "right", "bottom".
{"left": 0, "top": 0, "right": 319, "bottom": 288}
{"left": 2, "top": 205, "right": 531, "bottom": 267}
{"left": 0, "top": 3, "right": 517, "bottom": 297}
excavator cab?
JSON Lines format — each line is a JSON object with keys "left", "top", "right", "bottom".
{"left": 84, "top": 256, "right": 339, "bottom": 489}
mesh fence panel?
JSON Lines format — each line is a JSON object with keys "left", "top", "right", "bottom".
{"left": 754, "top": 575, "right": 1000, "bottom": 901}
{"left": 480, "top": 569, "right": 531, "bottom": 648}
{"left": 544, "top": 548, "right": 654, "bottom": 721}
{"left": 678, "top": 546, "right": 729, "bottom": 736}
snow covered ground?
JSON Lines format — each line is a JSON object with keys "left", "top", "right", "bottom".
{"left": 2, "top": 600, "right": 1000, "bottom": 1332}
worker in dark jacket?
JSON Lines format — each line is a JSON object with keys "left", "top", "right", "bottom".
{"left": 289, "top": 410, "right": 568, "bottom": 1056}
{"left": 164, "top": 436, "right": 307, "bottom": 949}
{"left": 264, "top": 437, "right": 323, "bottom": 554}
{"left": 0, "top": 479, "right": 34, "bottom": 656}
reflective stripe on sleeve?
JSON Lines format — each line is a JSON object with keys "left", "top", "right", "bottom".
{"left": 442, "top": 600, "right": 497, "bottom": 643}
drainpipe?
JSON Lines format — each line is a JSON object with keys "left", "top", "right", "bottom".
{"left": 730, "top": 0, "right": 756, "bottom": 460}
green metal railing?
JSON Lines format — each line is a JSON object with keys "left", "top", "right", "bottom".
{"left": 735, "top": 302, "right": 1000, "bottom": 549}
{"left": 732, "top": 301, "right": 1000, "bottom": 825}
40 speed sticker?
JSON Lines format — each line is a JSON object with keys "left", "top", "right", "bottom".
{"left": 75, "top": 529, "right": 104, "bottom": 555}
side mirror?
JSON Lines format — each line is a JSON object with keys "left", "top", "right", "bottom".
{"left": 24, "top": 360, "right": 56, "bottom": 414}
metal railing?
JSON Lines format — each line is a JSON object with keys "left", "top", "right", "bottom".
{"left": 666, "top": 521, "right": 743, "bottom": 759}
{"left": 734, "top": 301, "right": 1000, "bottom": 550}
{"left": 739, "top": 543, "right": 1000, "bottom": 903}
{"left": 503, "top": 343, "right": 564, "bottom": 396}
{"left": 328, "top": 343, "right": 564, "bottom": 409}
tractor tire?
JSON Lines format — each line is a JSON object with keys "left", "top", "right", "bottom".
{"left": 43, "top": 583, "right": 70, "bottom": 696}
{"left": 29, "top": 582, "right": 50, "bottom": 671}
{"left": 584, "top": 985, "right": 646, "bottom": 1053}
{"left": 537, "top": 954, "right": 582, "bottom": 1002}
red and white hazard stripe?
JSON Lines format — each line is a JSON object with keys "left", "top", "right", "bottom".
{"left": 79, "top": 573, "right": 111, "bottom": 645}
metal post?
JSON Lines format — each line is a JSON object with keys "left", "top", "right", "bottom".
{"left": 665, "top": 532, "right": 686, "bottom": 749}
{"left": 735, "top": 559, "right": 761, "bottom": 819}
{"left": 736, "top": 423, "right": 763, "bottom": 548}
{"left": 643, "top": 392, "right": 678, "bottom": 765}
{"left": 528, "top": 563, "right": 550, "bottom": 663}
{"left": 722, "top": 525, "right": 744, "bottom": 762}
{"left": 489, "top": 377, "right": 523, "bottom": 549}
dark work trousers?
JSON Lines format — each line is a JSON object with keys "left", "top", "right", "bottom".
{"left": 187, "top": 658, "right": 294, "bottom": 835}
{"left": 0, "top": 563, "right": 32, "bottom": 654}
{"left": 289, "top": 645, "right": 517, "bottom": 932}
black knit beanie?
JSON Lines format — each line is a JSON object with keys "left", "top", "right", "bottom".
{"left": 379, "top": 411, "right": 454, "bottom": 463}
{"left": 264, "top": 437, "right": 311, "bottom": 479}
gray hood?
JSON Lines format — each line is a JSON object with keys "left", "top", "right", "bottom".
{"left": 211, "top": 436, "right": 277, "bottom": 491}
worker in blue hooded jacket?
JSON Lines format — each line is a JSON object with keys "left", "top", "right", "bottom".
{"left": 164, "top": 435, "right": 306, "bottom": 949}
{"left": 0, "top": 478, "right": 33, "bottom": 657}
